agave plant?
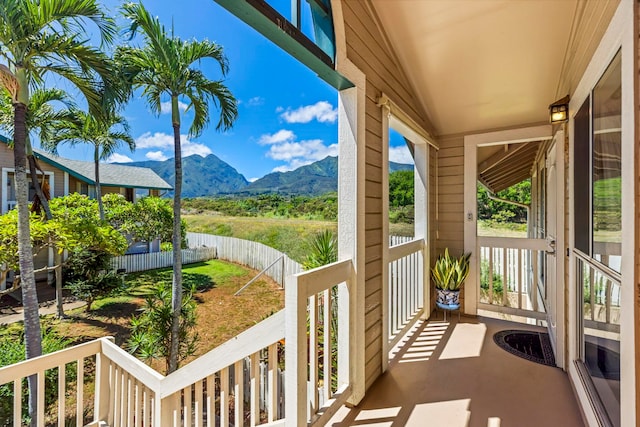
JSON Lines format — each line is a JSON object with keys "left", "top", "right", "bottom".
{"left": 431, "top": 248, "right": 471, "bottom": 291}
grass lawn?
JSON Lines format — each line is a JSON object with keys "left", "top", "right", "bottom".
{"left": 478, "top": 220, "right": 527, "bottom": 238}
{"left": 3, "top": 259, "right": 284, "bottom": 369}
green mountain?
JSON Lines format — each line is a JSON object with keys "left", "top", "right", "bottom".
{"left": 126, "top": 154, "right": 249, "bottom": 197}
{"left": 125, "top": 155, "right": 413, "bottom": 197}
{"left": 240, "top": 156, "right": 414, "bottom": 196}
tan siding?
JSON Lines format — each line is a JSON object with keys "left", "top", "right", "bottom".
{"left": 364, "top": 260, "right": 382, "bottom": 281}
{"left": 365, "top": 244, "right": 382, "bottom": 264}
{"left": 365, "top": 198, "right": 382, "bottom": 215}
{"left": 557, "top": 0, "right": 620, "bottom": 98}
{"left": 0, "top": 142, "right": 14, "bottom": 169}
{"left": 429, "top": 145, "right": 437, "bottom": 310}
{"left": 341, "top": 0, "right": 438, "bottom": 392}
{"left": 635, "top": 1, "right": 640, "bottom": 420}
{"left": 0, "top": 144, "right": 65, "bottom": 199}
{"left": 343, "top": 1, "right": 434, "bottom": 135}
{"left": 365, "top": 229, "right": 382, "bottom": 246}
{"left": 101, "top": 187, "right": 122, "bottom": 195}
{"left": 435, "top": 136, "right": 465, "bottom": 258}
{"left": 365, "top": 177, "right": 383, "bottom": 198}
{"left": 365, "top": 147, "right": 382, "bottom": 166}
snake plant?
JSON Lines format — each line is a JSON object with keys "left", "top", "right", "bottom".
{"left": 431, "top": 248, "right": 471, "bottom": 291}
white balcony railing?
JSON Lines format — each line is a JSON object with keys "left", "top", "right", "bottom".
{"left": 575, "top": 249, "right": 621, "bottom": 334}
{"left": 0, "top": 311, "right": 286, "bottom": 427}
{"left": 1, "top": 250, "right": 425, "bottom": 426}
{"left": 286, "top": 259, "right": 354, "bottom": 426}
{"left": 388, "top": 237, "right": 425, "bottom": 348}
{"left": 478, "top": 236, "right": 548, "bottom": 320}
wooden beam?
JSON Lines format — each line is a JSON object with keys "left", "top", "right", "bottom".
{"left": 478, "top": 141, "right": 540, "bottom": 174}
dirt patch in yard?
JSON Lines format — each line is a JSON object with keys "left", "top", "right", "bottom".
{"left": 54, "top": 260, "right": 284, "bottom": 367}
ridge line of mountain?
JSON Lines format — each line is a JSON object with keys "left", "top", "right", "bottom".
{"left": 122, "top": 154, "right": 412, "bottom": 197}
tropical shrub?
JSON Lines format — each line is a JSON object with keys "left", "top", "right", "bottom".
{"left": 0, "top": 328, "right": 73, "bottom": 425}
{"left": 64, "top": 248, "right": 123, "bottom": 311}
{"left": 127, "top": 283, "right": 199, "bottom": 374}
{"left": 303, "top": 230, "right": 338, "bottom": 270}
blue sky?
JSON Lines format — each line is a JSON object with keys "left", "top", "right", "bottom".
{"left": 47, "top": 0, "right": 412, "bottom": 181}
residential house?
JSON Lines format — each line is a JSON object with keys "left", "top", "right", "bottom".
{"left": 0, "top": 1, "right": 636, "bottom": 426}
{"left": 0, "top": 135, "right": 172, "bottom": 214}
{"left": 0, "top": 135, "right": 172, "bottom": 286}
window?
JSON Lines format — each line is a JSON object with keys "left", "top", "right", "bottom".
{"left": 573, "top": 50, "right": 621, "bottom": 272}
{"left": 574, "top": 49, "right": 621, "bottom": 426}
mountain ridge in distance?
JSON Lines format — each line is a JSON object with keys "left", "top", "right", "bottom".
{"left": 124, "top": 154, "right": 413, "bottom": 197}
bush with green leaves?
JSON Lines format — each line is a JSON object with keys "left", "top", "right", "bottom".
{"left": 480, "top": 258, "right": 504, "bottom": 297}
{"left": 103, "top": 193, "right": 187, "bottom": 249}
{"left": 64, "top": 248, "right": 123, "bottom": 311}
{"left": 128, "top": 283, "right": 199, "bottom": 374}
{"left": 303, "top": 230, "right": 338, "bottom": 270}
{"left": 0, "top": 328, "right": 73, "bottom": 425}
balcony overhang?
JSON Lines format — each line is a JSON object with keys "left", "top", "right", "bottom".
{"left": 371, "top": 0, "right": 578, "bottom": 136}
{"left": 477, "top": 141, "right": 542, "bottom": 193}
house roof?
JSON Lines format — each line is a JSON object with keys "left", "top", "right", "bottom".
{"left": 34, "top": 149, "right": 172, "bottom": 190}
{"left": 477, "top": 141, "right": 543, "bottom": 193}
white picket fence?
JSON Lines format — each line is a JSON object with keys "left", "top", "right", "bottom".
{"left": 187, "top": 232, "right": 303, "bottom": 287}
{"left": 111, "top": 247, "right": 218, "bottom": 273}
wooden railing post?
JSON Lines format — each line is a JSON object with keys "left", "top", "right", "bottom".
{"left": 161, "top": 391, "right": 180, "bottom": 426}
{"left": 284, "top": 274, "right": 307, "bottom": 425}
{"left": 94, "top": 339, "right": 113, "bottom": 424}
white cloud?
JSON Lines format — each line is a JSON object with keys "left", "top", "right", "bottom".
{"left": 248, "top": 177, "right": 259, "bottom": 183}
{"left": 272, "top": 159, "right": 314, "bottom": 173}
{"left": 280, "top": 101, "right": 337, "bottom": 124}
{"left": 259, "top": 129, "right": 295, "bottom": 145}
{"left": 275, "top": 106, "right": 284, "bottom": 113}
{"left": 247, "top": 96, "right": 264, "bottom": 107}
{"left": 160, "top": 100, "right": 188, "bottom": 114}
{"left": 257, "top": 129, "right": 338, "bottom": 172}
{"left": 389, "top": 145, "right": 414, "bottom": 164}
{"left": 145, "top": 151, "right": 168, "bottom": 161}
{"left": 105, "top": 153, "right": 133, "bottom": 163}
{"left": 182, "top": 142, "right": 212, "bottom": 157}
{"left": 135, "top": 132, "right": 212, "bottom": 158}
{"left": 267, "top": 139, "right": 338, "bottom": 172}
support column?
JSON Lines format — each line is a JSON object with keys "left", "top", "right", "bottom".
{"left": 337, "top": 60, "right": 366, "bottom": 406}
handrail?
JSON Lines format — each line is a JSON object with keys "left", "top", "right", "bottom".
{"left": 100, "top": 338, "right": 164, "bottom": 391}
{"left": 286, "top": 259, "right": 354, "bottom": 425}
{"left": 161, "top": 309, "right": 285, "bottom": 398}
{"left": 389, "top": 238, "right": 424, "bottom": 262}
{"left": 573, "top": 248, "right": 621, "bottom": 284}
{"left": 479, "top": 236, "right": 548, "bottom": 251}
{"left": 0, "top": 338, "right": 102, "bottom": 384}
{"left": 296, "top": 258, "right": 353, "bottom": 296}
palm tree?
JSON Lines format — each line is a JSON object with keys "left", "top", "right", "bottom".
{"left": 0, "top": 1, "right": 116, "bottom": 423}
{"left": 48, "top": 109, "right": 135, "bottom": 220}
{"left": 117, "top": 2, "right": 237, "bottom": 373}
{"left": 0, "top": 88, "right": 77, "bottom": 215}
{"left": 0, "top": 87, "right": 77, "bottom": 318}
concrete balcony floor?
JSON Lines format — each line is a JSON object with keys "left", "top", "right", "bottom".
{"left": 330, "top": 314, "right": 584, "bottom": 427}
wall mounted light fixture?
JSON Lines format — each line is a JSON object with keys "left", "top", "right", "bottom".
{"left": 549, "top": 95, "right": 570, "bottom": 124}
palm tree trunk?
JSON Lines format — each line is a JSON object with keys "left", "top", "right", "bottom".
{"left": 26, "top": 151, "right": 52, "bottom": 220}
{"left": 13, "top": 101, "right": 43, "bottom": 427}
{"left": 95, "top": 146, "right": 105, "bottom": 220}
{"left": 55, "top": 248, "right": 64, "bottom": 318}
{"left": 169, "top": 97, "right": 183, "bottom": 373}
